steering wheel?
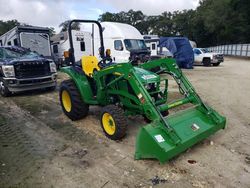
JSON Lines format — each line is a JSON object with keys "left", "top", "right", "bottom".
{"left": 98, "top": 56, "right": 112, "bottom": 68}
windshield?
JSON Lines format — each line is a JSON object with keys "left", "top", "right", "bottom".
{"left": 200, "top": 48, "right": 209, "bottom": 53}
{"left": 1, "top": 48, "right": 40, "bottom": 59}
{"left": 124, "top": 39, "right": 147, "bottom": 51}
{"left": 22, "top": 51, "right": 40, "bottom": 58}
{"left": 3, "top": 48, "right": 22, "bottom": 58}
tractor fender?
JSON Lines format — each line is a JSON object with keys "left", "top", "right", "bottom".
{"left": 60, "top": 66, "right": 98, "bottom": 105}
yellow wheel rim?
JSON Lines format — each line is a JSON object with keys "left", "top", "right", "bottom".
{"left": 102, "top": 112, "right": 116, "bottom": 135}
{"left": 62, "top": 90, "right": 72, "bottom": 112}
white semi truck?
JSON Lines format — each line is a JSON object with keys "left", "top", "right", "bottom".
{"left": 51, "top": 22, "right": 150, "bottom": 65}
{"left": 0, "top": 26, "right": 52, "bottom": 58}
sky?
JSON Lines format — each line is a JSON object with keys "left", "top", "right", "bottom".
{"left": 0, "top": 0, "right": 199, "bottom": 33}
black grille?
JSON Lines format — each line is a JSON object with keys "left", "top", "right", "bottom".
{"left": 15, "top": 61, "right": 50, "bottom": 78}
{"left": 215, "top": 54, "right": 224, "bottom": 61}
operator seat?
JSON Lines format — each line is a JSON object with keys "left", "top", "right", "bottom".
{"left": 81, "top": 56, "right": 100, "bottom": 77}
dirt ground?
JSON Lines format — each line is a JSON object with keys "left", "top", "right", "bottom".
{"left": 0, "top": 57, "right": 250, "bottom": 188}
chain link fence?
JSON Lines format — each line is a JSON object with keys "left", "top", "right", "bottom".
{"left": 208, "top": 44, "right": 250, "bottom": 57}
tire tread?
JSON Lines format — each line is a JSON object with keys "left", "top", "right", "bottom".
{"left": 101, "top": 105, "right": 127, "bottom": 140}
{"left": 59, "top": 79, "right": 89, "bottom": 120}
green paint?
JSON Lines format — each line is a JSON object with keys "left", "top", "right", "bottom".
{"left": 61, "top": 58, "right": 226, "bottom": 163}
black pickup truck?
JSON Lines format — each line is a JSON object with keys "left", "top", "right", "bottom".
{"left": 0, "top": 46, "right": 57, "bottom": 96}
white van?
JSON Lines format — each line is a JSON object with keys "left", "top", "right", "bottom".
{"left": 93, "top": 22, "right": 149, "bottom": 62}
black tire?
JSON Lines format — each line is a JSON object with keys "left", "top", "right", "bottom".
{"left": 202, "top": 58, "right": 211, "bottom": 66}
{"left": 213, "top": 62, "right": 220, "bottom": 66}
{"left": 100, "top": 105, "right": 127, "bottom": 140}
{"left": 0, "top": 80, "right": 11, "bottom": 97}
{"left": 59, "top": 79, "right": 89, "bottom": 121}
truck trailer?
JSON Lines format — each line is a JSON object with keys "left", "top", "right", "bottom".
{"left": 0, "top": 26, "right": 52, "bottom": 58}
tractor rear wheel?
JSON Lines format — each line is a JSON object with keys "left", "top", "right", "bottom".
{"left": 59, "top": 79, "right": 89, "bottom": 120}
{"left": 100, "top": 105, "right": 127, "bottom": 140}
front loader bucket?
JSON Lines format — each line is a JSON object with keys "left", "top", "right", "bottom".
{"left": 135, "top": 106, "right": 226, "bottom": 163}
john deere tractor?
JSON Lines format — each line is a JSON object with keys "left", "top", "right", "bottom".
{"left": 59, "top": 20, "right": 226, "bottom": 163}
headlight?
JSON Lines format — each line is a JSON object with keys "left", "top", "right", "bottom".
{"left": 2, "top": 65, "right": 15, "bottom": 77}
{"left": 49, "top": 62, "right": 57, "bottom": 73}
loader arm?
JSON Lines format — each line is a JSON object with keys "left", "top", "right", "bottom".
{"left": 140, "top": 58, "right": 224, "bottom": 123}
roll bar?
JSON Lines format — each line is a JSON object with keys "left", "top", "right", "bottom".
{"left": 68, "top": 19, "right": 105, "bottom": 66}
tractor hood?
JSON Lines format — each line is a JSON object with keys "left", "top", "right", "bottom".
{"left": 134, "top": 67, "right": 159, "bottom": 84}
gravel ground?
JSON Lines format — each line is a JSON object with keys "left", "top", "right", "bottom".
{"left": 0, "top": 57, "right": 249, "bottom": 188}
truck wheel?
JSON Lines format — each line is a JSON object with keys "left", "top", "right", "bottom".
{"left": 0, "top": 80, "right": 11, "bottom": 97}
{"left": 202, "top": 58, "right": 211, "bottom": 66}
{"left": 213, "top": 62, "right": 220, "bottom": 66}
{"left": 100, "top": 105, "right": 127, "bottom": 140}
{"left": 59, "top": 79, "right": 89, "bottom": 120}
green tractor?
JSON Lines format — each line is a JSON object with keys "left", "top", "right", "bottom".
{"left": 59, "top": 20, "right": 226, "bottom": 163}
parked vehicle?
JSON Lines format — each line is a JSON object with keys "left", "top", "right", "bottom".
{"left": 94, "top": 22, "right": 150, "bottom": 64}
{"left": 0, "top": 26, "right": 52, "bottom": 58}
{"left": 193, "top": 48, "right": 224, "bottom": 66}
{"left": 143, "top": 35, "right": 173, "bottom": 58}
{"left": 143, "top": 35, "right": 159, "bottom": 56}
{"left": 51, "top": 22, "right": 150, "bottom": 66}
{"left": 0, "top": 46, "right": 57, "bottom": 96}
{"left": 51, "top": 30, "right": 92, "bottom": 67}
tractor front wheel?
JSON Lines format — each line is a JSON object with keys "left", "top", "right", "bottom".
{"left": 100, "top": 105, "right": 127, "bottom": 140}
{"left": 59, "top": 79, "right": 89, "bottom": 120}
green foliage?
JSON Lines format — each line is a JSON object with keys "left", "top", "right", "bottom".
{"left": 59, "top": 20, "right": 80, "bottom": 33}
{"left": 0, "top": 20, "right": 20, "bottom": 36}
{"left": 99, "top": 0, "right": 250, "bottom": 47}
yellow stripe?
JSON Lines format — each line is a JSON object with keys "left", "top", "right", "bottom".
{"left": 168, "top": 101, "right": 183, "bottom": 108}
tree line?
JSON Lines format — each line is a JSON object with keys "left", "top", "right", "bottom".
{"left": 0, "top": 0, "right": 249, "bottom": 47}
{"left": 0, "top": 19, "right": 80, "bottom": 38}
{"left": 0, "top": 20, "right": 56, "bottom": 37}
{"left": 99, "top": 0, "right": 250, "bottom": 47}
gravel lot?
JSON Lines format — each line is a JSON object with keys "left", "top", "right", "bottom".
{"left": 0, "top": 57, "right": 249, "bottom": 188}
